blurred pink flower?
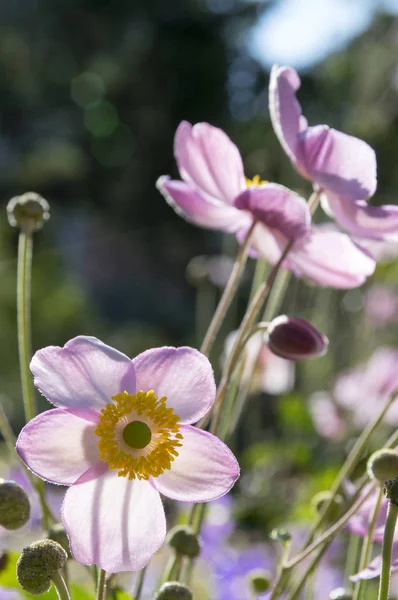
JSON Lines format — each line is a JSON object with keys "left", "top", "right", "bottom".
{"left": 309, "top": 391, "right": 347, "bottom": 441}
{"left": 17, "top": 336, "right": 239, "bottom": 573}
{"left": 269, "top": 65, "right": 398, "bottom": 242}
{"left": 365, "top": 285, "right": 398, "bottom": 328}
{"left": 158, "top": 121, "right": 375, "bottom": 289}
{"left": 224, "top": 330, "right": 294, "bottom": 395}
{"left": 334, "top": 347, "right": 398, "bottom": 426}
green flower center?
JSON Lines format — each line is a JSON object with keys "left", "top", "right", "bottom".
{"left": 122, "top": 420, "right": 152, "bottom": 449}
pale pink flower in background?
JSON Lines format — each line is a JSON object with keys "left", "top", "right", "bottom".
{"left": 224, "top": 330, "right": 294, "bottom": 395}
{"left": 269, "top": 65, "right": 398, "bottom": 242}
{"left": 158, "top": 121, "right": 376, "bottom": 289}
{"left": 309, "top": 391, "right": 347, "bottom": 441}
{"left": 365, "top": 285, "right": 398, "bottom": 328}
{"left": 17, "top": 336, "right": 239, "bottom": 573}
{"left": 334, "top": 347, "right": 398, "bottom": 427}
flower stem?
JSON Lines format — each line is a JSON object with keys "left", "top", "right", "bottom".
{"left": 96, "top": 568, "right": 107, "bottom": 600}
{"left": 304, "top": 393, "right": 396, "bottom": 548}
{"left": 378, "top": 501, "right": 398, "bottom": 600}
{"left": 200, "top": 221, "right": 256, "bottom": 358}
{"left": 353, "top": 486, "right": 384, "bottom": 600}
{"left": 135, "top": 565, "right": 147, "bottom": 600}
{"left": 51, "top": 571, "right": 71, "bottom": 600}
{"left": 286, "top": 542, "right": 331, "bottom": 600}
{"left": 17, "top": 231, "right": 36, "bottom": 423}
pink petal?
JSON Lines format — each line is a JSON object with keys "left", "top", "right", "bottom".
{"left": 246, "top": 223, "right": 289, "bottom": 265}
{"left": 350, "top": 544, "right": 398, "bottom": 582}
{"left": 151, "top": 425, "right": 239, "bottom": 502}
{"left": 16, "top": 409, "right": 99, "bottom": 485}
{"left": 235, "top": 183, "right": 311, "bottom": 240}
{"left": 322, "top": 192, "right": 398, "bottom": 241}
{"left": 269, "top": 65, "right": 307, "bottom": 165}
{"left": 62, "top": 463, "right": 166, "bottom": 573}
{"left": 132, "top": 347, "right": 216, "bottom": 424}
{"left": 174, "top": 121, "right": 246, "bottom": 204}
{"left": 286, "top": 226, "right": 376, "bottom": 288}
{"left": 31, "top": 336, "right": 136, "bottom": 410}
{"left": 157, "top": 176, "right": 251, "bottom": 233}
{"left": 300, "top": 126, "right": 377, "bottom": 199}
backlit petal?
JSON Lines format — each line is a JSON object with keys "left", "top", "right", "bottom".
{"left": 62, "top": 464, "right": 166, "bottom": 573}
{"left": 31, "top": 336, "right": 136, "bottom": 410}
{"left": 151, "top": 425, "right": 239, "bottom": 502}
{"left": 133, "top": 347, "right": 216, "bottom": 424}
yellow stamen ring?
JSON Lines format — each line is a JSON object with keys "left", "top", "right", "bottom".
{"left": 245, "top": 175, "right": 268, "bottom": 187}
{"left": 94, "top": 390, "right": 183, "bottom": 480}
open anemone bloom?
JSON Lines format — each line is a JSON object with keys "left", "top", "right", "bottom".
{"left": 158, "top": 121, "right": 375, "bottom": 289}
{"left": 16, "top": 336, "right": 239, "bottom": 573}
{"left": 269, "top": 65, "right": 398, "bottom": 242}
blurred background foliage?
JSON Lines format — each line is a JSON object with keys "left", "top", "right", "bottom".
{"left": 0, "top": 1, "right": 398, "bottom": 596}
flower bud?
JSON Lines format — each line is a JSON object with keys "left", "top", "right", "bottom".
{"left": 367, "top": 449, "right": 398, "bottom": 484}
{"left": 384, "top": 476, "right": 398, "bottom": 506}
{"left": 266, "top": 316, "right": 328, "bottom": 360}
{"left": 48, "top": 523, "right": 70, "bottom": 556}
{"left": 311, "top": 491, "right": 345, "bottom": 524}
{"left": 329, "top": 588, "right": 353, "bottom": 600}
{"left": 249, "top": 569, "right": 271, "bottom": 593}
{"left": 7, "top": 192, "right": 50, "bottom": 233}
{"left": 16, "top": 540, "right": 67, "bottom": 595}
{"left": 154, "top": 582, "right": 193, "bottom": 600}
{"left": 0, "top": 480, "right": 30, "bottom": 530}
{"left": 166, "top": 525, "right": 200, "bottom": 558}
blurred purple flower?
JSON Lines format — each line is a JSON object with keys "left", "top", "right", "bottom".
{"left": 158, "top": 122, "right": 375, "bottom": 289}
{"left": 347, "top": 483, "right": 389, "bottom": 543}
{"left": 365, "top": 285, "right": 398, "bottom": 328}
{"left": 334, "top": 347, "right": 398, "bottom": 427}
{"left": 351, "top": 543, "right": 398, "bottom": 582}
{"left": 0, "top": 589, "right": 22, "bottom": 600}
{"left": 224, "top": 330, "right": 295, "bottom": 396}
{"left": 269, "top": 65, "right": 398, "bottom": 242}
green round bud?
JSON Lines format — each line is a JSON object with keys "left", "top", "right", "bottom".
{"left": 167, "top": 525, "right": 200, "bottom": 559}
{"left": 154, "top": 582, "right": 193, "bottom": 600}
{"left": 367, "top": 449, "right": 398, "bottom": 484}
{"left": 249, "top": 569, "right": 271, "bottom": 593}
{"left": 329, "top": 588, "right": 353, "bottom": 599}
{"left": 7, "top": 192, "right": 50, "bottom": 233}
{"left": 16, "top": 540, "right": 68, "bottom": 595}
{"left": 0, "top": 480, "right": 30, "bottom": 530}
{"left": 48, "top": 523, "right": 70, "bottom": 556}
{"left": 311, "top": 491, "right": 345, "bottom": 524}
{"left": 384, "top": 476, "right": 398, "bottom": 506}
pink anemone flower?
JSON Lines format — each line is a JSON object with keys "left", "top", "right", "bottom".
{"left": 269, "top": 65, "right": 398, "bottom": 242}
{"left": 16, "top": 336, "right": 239, "bottom": 573}
{"left": 158, "top": 121, "right": 375, "bottom": 289}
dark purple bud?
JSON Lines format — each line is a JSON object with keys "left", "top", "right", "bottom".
{"left": 266, "top": 316, "right": 328, "bottom": 361}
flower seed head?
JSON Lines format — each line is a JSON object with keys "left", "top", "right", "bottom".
{"left": 249, "top": 569, "right": 271, "bottom": 593}
{"left": 0, "top": 480, "right": 30, "bottom": 530}
{"left": 7, "top": 192, "right": 50, "bottom": 233}
{"left": 329, "top": 588, "right": 353, "bottom": 599}
{"left": 16, "top": 540, "right": 67, "bottom": 595}
{"left": 167, "top": 525, "right": 200, "bottom": 558}
{"left": 266, "top": 315, "right": 328, "bottom": 361}
{"left": 269, "top": 528, "right": 291, "bottom": 543}
{"left": 384, "top": 476, "right": 398, "bottom": 506}
{"left": 154, "top": 582, "right": 193, "bottom": 600}
{"left": 367, "top": 449, "right": 398, "bottom": 484}
{"left": 311, "top": 491, "right": 345, "bottom": 524}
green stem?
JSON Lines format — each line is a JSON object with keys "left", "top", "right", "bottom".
{"left": 248, "top": 259, "right": 268, "bottom": 304}
{"left": 96, "top": 568, "right": 107, "bottom": 600}
{"left": 51, "top": 571, "right": 71, "bottom": 600}
{"left": 262, "top": 268, "right": 291, "bottom": 323}
{"left": 304, "top": 393, "right": 396, "bottom": 548}
{"left": 135, "top": 565, "right": 147, "bottom": 600}
{"left": 268, "top": 541, "right": 291, "bottom": 600}
{"left": 287, "top": 542, "right": 331, "bottom": 600}
{"left": 378, "top": 502, "right": 398, "bottom": 600}
{"left": 353, "top": 486, "right": 384, "bottom": 600}
{"left": 345, "top": 533, "right": 360, "bottom": 586}
{"left": 200, "top": 221, "right": 256, "bottom": 358}
{"left": 17, "top": 231, "right": 36, "bottom": 423}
